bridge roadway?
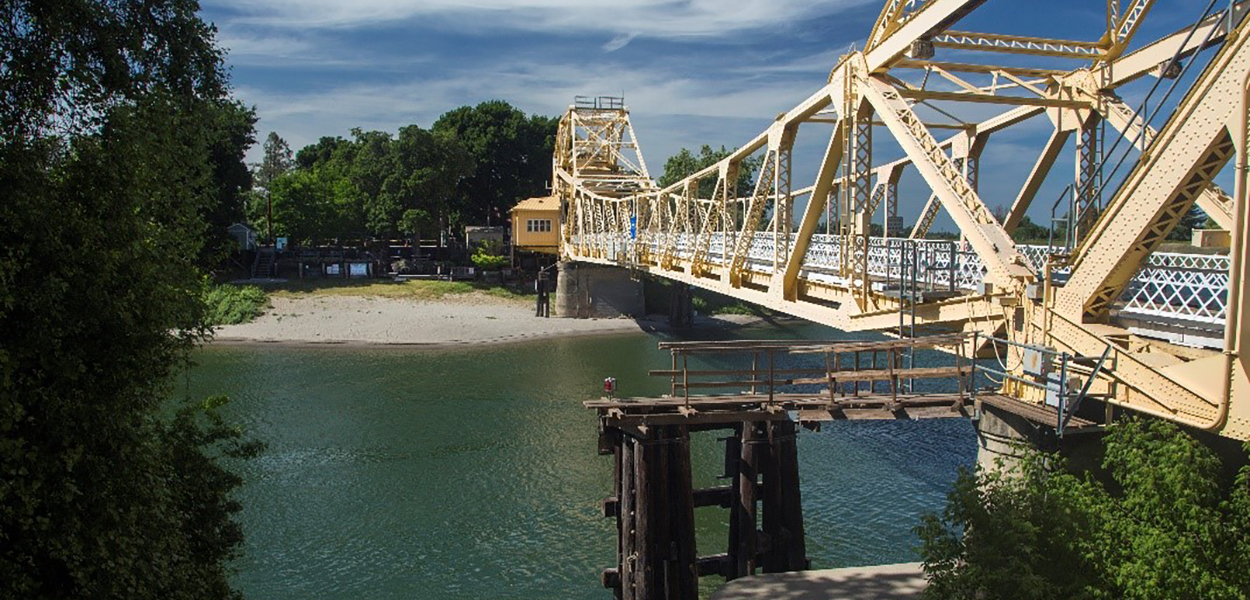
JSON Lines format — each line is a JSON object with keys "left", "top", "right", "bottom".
{"left": 548, "top": 0, "right": 1250, "bottom": 441}
{"left": 572, "top": 231, "right": 1229, "bottom": 347}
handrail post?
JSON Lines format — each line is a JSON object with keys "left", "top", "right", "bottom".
{"left": 955, "top": 337, "right": 965, "bottom": 401}
{"left": 767, "top": 349, "right": 775, "bottom": 406}
{"left": 683, "top": 352, "right": 690, "bottom": 407}
{"left": 970, "top": 330, "right": 979, "bottom": 400}
{"left": 1057, "top": 353, "right": 1069, "bottom": 435}
{"left": 671, "top": 349, "right": 678, "bottom": 398}
{"left": 751, "top": 351, "right": 759, "bottom": 395}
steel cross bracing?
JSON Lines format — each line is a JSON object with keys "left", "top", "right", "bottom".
{"left": 551, "top": 2, "right": 1250, "bottom": 440}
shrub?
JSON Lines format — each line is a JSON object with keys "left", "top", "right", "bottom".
{"left": 471, "top": 245, "right": 509, "bottom": 271}
{"left": 203, "top": 284, "right": 269, "bottom": 326}
{"left": 917, "top": 418, "right": 1250, "bottom": 600}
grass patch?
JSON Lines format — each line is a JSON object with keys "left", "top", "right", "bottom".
{"left": 646, "top": 277, "right": 773, "bottom": 318}
{"left": 709, "top": 302, "right": 769, "bottom": 317}
{"left": 261, "top": 279, "right": 530, "bottom": 302}
{"left": 203, "top": 284, "right": 269, "bottom": 326}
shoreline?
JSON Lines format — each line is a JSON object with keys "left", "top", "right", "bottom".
{"left": 207, "top": 294, "right": 766, "bottom": 350}
{"left": 208, "top": 321, "right": 647, "bottom": 351}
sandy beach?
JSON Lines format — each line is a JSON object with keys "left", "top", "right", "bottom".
{"left": 211, "top": 293, "right": 760, "bottom": 348}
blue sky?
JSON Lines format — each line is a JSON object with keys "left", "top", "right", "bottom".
{"left": 201, "top": 0, "right": 1226, "bottom": 231}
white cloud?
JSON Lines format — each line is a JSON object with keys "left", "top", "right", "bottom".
{"left": 209, "top": 0, "right": 876, "bottom": 41}
{"left": 215, "top": 30, "right": 434, "bottom": 69}
{"left": 237, "top": 58, "right": 821, "bottom": 166}
{"left": 603, "top": 33, "right": 636, "bottom": 52}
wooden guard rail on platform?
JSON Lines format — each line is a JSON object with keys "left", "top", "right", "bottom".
{"left": 653, "top": 333, "right": 975, "bottom": 410}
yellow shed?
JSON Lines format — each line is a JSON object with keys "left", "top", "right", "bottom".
{"left": 511, "top": 196, "right": 560, "bottom": 254}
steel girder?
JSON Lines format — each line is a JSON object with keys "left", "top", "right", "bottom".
{"left": 550, "top": 2, "right": 1250, "bottom": 439}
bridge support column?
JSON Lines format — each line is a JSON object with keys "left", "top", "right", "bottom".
{"left": 975, "top": 403, "right": 1105, "bottom": 474}
{"left": 554, "top": 261, "right": 644, "bottom": 319}
{"left": 974, "top": 403, "right": 1050, "bottom": 473}
{"left": 669, "top": 282, "right": 694, "bottom": 328}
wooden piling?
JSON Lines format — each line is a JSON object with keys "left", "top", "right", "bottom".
{"left": 620, "top": 437, "right": 636, "bottom": 600}
{"left": 760, "top": 420, "right": 807, "bottom": 572}
{"left": 634, "top": 433, "right": 653, "bottom": 600}
{"left": 667, "top": 426, "right": 698, "bottom": 599}
{"left": 654, "top": 432, "right": 671, "bottom": 597}
{"left": 729, "top": 421, "right": 763, "bottom": 579}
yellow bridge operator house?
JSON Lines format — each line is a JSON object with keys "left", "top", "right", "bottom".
{"left": 510, "top": 196, "right": 559, "bottom": 254}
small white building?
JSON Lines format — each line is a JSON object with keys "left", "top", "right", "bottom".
{"left": 465, "top": 225, "right": 506, "bottom": 248}
{"left": 227, "top": 223, "right": 256, "bottom": 251}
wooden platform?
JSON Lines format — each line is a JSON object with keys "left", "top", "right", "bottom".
{"left": 584, "top": 392, "right": 1104, "bottom": 430}
{"left": 979, "top": 393, "right": 1100, "bottom": 432}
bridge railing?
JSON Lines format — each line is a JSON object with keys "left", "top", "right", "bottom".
{"left": 567, "top": 231, "right": 1229, "bottom": 326}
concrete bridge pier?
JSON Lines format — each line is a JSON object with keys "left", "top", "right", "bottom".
{"left": 670, "top": 281, "right": 694, "bottom": 328}
{"left": 975, "top": 404, "right": 1052, "bottom": 473}
{"left": 553, "top": 260, "right": 644, "bottom": 319}
{"left": 975, "top": 403, "right": 1104, "bottom": 474}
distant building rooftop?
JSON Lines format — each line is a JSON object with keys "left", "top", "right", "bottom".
{"left": 511, "top": 196, "right": 558, "bottom": 212}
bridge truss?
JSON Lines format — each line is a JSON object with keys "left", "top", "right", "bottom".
{"left": 551, "top": 1, "right": 1250, "bottom": 440}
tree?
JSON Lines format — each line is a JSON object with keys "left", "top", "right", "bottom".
{"left": 255, "top": 131, "right": 294, "bottom": 191}
{"left": 990, "top": 203, "right": 1010, "bottom": 224}
{"left": 385, "top": 125, "right": 473, "bottom": 240}
{"left": 348, "top": 128, "right": 399, "bottom": 235}
{"left": 261, "top": 168, "right": 355, "bottom": 243}
{"left": 917, "top": 419, "right": 1250, "bottom": 600}
{"left": 1010, "top": 215, "right": 1053, "bottom": 244}
{"left": 253, "top": 132, "right": 294, "bottom": 241}
{"left": 432, "top": 101, "right": 558, "bottom": 226}
{"left": 1169, "top": 204, "right": 1208, "bottom": 241}
{"left": 203, "top": 104, "right": 259, "bottom": 260}
{"left": 295, "top": 135, "right": 354, "bottom": 170}
{"left": 1, "top": 1, "right": 258, "bottom": 597}
{"left": 659, "top": 145, "right": 763, "bottom": 199}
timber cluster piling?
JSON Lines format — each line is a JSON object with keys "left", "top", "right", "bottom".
{"left": 598, "top": 417, "right": 808, "bottom": 600}
{"left": 586, "top": 335, "right": 991, "bottom": 599}
{"left": 603, "top": 425, "right": 700, "bottom": 599}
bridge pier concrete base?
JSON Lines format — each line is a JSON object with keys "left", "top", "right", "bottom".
{"left": 554, "top": 261, "right": 644, "bottom": 319}
{"left": 670, "top": 282, "right": 694, "bottom": 328}
{"left": 975, "top": 403, "right": 1105, "bottom": 474}
{"left": 975, "top": 404, "right": 1052, "bottom": 473}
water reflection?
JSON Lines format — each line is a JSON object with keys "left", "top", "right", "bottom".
{"left": 182, "top": 323, "right": 975, "bottom": 600}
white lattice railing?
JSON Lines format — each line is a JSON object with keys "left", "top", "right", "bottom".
{"left": 567, "top": 232, "right": 1229, "bottom": 326}
{"left": 1014, "top": 246, "right": 1230, "bottom": 325}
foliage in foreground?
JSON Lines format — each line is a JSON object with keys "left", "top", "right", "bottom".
{"left": 1, "top": 0, "right": 259, "bottom": 597}
{"left": 204, "top": 284, "right": 270, "bottom": 326}
{"left": 916, "top": 418, "right": 1250, "bottom": 600}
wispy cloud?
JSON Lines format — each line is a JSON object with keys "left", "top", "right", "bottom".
{"left": 603, "top": 33, "right": 636, "bottom": 53}
{"left": 212, "top": 0, "right": 877, "bottom": 41}
{"left": 237, "top": 57, "right": 822, "bottom": 166}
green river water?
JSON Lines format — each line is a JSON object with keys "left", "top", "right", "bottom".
{"left": 180, "top": 321, "right": 977, "bottom": 599}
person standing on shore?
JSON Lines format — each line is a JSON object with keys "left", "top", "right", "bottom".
{"left": 535, "top": 270, "right": 551, "bottom": 317}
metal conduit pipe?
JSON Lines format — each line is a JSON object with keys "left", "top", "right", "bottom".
{"left": 1208, "top": 64, "right": 1250, "bottom": 433}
